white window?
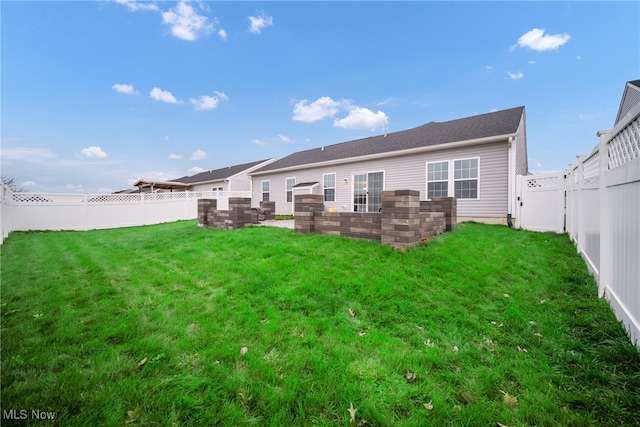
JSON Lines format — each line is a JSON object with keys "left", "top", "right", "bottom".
{"left": 261, "top": 180, "right": 270, "bottom": 202}
{"left": 323, "top": 173, "right": 336, "bottom": 202}
{"left": 286, "top": 177, "right": 296, "bottom": 203}
{"left": 454, "top": 158, "right": 479, "bottom": 199}
{"left": 427, "top": 161, "right": 449, "bottom": 199}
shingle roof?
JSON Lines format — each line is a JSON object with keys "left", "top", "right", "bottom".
{"left": 174, "top": 159, "right": 273, "bottom": 184}
{"left": 252, "top": 106, "right": 524, "bottom": 174}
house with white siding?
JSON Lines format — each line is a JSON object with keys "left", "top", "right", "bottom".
{"left": 249, "top": 106, "right": 527, "bottom": 225}
{"left": 171, "top": 158, "right": 275, "bottom": 192}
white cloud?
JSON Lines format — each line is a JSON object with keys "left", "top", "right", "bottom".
{"left": 248, "top": 12, "right": 273, "bottom": 34}
{"left": 162, "top": 1, "right": 213, "bottom": 41}
{"left": 292, "top": 96, "right": 346, "bottom": 123}
{"left": 485, "top": 65, "right": 494, "bottom": 73}
{"left": 188, "top": 166, "right": 206, "bottom": 174}
{"left": 81, "top": 146, "right": 108, "bottom": 159}
{"left": 66, "top": 184, "right": 84, "bottom": 192}
{"left": 190, "top": 95, "right": 219, "bottom": 111}
{"left": 168, "top": 153, "right": 183, "bottom": 160}
{"left": 276, "top": 134, "right": 293, "bottom": 143}
{"left": 189, "top": 91, "right": 227, "bottom": 111}
{"left": 528, "top": 60, "right": 536, "bottom": 65}
{"left": 516, "top": 28, "right": 570, "bottom": 51}
{"left": 112, "top": 83, "right": 137, "bottom": 95}
{"left": 506, "top": 71, "right": 524, "bottom": 80}
{"left": 150, "top": 87, "right": 180, "bottom": 104}
{"left": 251, "top": 134, "right": 294, "bottom": 145}
{"left": 0, "top": 147, "right": 56, "bottom": 162}
{"left": 218, "top": 29, "right": 227, "bottom": 40}
{"left": 334, "top": 107, "right": 389, "bottom": 131}
{"left": 189, "top": 149, "right": 207, "bottom": 160}
{"left": 116, "top": 0, "right": 159, "bottom": 12}
{"left": 22, "top": 180, "right": 37, "bottom": 187}
{"left": 576, "top": 55, "right": 583, "bottom": 60}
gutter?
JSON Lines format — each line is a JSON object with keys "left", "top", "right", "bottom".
{"left": 249, "top": 133, "right": 517, "bottom": 176}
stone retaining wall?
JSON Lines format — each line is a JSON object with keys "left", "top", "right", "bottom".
{"left": 295, "top": 191, "right": 456, "bottom": 249}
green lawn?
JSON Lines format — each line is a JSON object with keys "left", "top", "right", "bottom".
{"left": 1, "top": 221, "right": 639, "bottom": 426}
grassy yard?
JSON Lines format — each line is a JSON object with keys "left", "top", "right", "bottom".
{"left": 1, "top": 221, "right": 639, "bottom": 426}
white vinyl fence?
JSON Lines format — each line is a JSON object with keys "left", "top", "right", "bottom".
{"left": 566, "top": 103, "right": 640, "bottom": 347}
{"left": 0, "top": 189, "right": 250, "bottom": 244}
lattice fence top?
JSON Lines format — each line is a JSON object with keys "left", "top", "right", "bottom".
{"left": 526, "top": 175, "right": 560, "bottom": 189}
{"left": 608, "top": 116, "right": 640, "bottom": 169}
{"left": 582, "top": 150, "right": 600, "bottom": 185}
{"left": 7, "top": 190, "right": 246, "bottom": 205}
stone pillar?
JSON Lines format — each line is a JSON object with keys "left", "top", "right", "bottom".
{"left": 294, "top": 194, "right": 324, "bottom": 234}
{"left": 197, "top": 199, "right": 217, "bottom": 227}
{"left": 430, "top": 197, "right": 457, "bottom": 231}
{"left": 228, "top": 197, "right": 252, "bottom": 229}
{"left": 381, "top": 190, "right": 422, "bottom": 249}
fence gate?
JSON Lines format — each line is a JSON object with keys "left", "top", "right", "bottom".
{"left": 516, "top": 171, "right": 566, "bottom": 233}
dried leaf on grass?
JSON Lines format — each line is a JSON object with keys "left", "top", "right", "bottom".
{"left": 240, "top": 346, "right": 248, "bottom": 356}
{"left": 516, "top": 345, "right": 528, "bottom": 353}
{"left": 137, "top": 357, "right": 148, "bottom": 368}
{"left": 456, "top": 390, "right": 474, "bottom": 405}
{"left": 348, "top": 308, "right": 356, "bottom": 318}
{"left": 501, "top": 390, "right": 518, "bottom": 407}
{"left": 423, "top": 400, "right": 434, "bottom": 410}
{"left": 358, "top": 330, "right": 366, "bottom": 337}
{"left": 347, "top": 402, "right": 357, "bottom": 424}
{"left": 124, "top": 407, "right": 141, "bottom": 424}
{"left": 405, "top": 371, "right": 417, "bottom": 382}
{"left": 424, "top": 339, "right": 435, "bottom": 348}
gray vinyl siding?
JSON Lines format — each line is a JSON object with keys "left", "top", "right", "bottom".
{"left": 252, "top": 140, "right": 509, "bottom": 218}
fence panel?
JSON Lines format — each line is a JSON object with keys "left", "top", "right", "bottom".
{"left": 567, "top": 108, "right": 640, "bottom": 347}
{"left": 0, "top": 190, "right": 250, "bottom": 242}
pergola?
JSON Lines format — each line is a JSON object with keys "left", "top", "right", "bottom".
{"left": 132, "top": 179, "right": 190, "bottom": 193}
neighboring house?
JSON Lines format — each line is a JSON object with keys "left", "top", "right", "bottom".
{"left": 614, "top": 79, "right": 640, "bottom": 126}
{"left": 133, "top": 159, "right": 275, "bottom": 193}
{"left": 249, "top": 106, "right": 527, "bottom": 224}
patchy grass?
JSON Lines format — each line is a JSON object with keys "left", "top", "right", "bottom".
{"left": 1, "top": 221, "right": 639, "bottom": 426}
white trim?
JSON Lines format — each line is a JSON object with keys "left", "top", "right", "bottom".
{"left": 250, "top": 134, "right": 515, "bottom": 176}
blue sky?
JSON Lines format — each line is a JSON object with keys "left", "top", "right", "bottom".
{"left": 2, "top": 1, "right": 638, "bottom": 193}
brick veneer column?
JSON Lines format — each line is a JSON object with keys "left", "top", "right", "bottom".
{"left": 228, "top": 197, "right": 252, "bottom": 229}
{"left": 197, "top": 199, "right": 217, "bottom": 227}
{"left": 381, "top": 190, "right": 421, "bottom": 249}
{"left": 294, "top": 194, "right": 324, "bottom": 234}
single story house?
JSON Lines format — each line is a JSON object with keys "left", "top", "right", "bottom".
{"left": 249, "top": 106, "right": 527, "bottom": 225}
{"left": 132, "top": 158, "right": 275, "bottom": 193}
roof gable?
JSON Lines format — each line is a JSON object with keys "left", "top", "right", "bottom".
{"left": 252, "top": 106, "right": 524, "bottom": 174}
{"left": 174, "top": 159, "right": 273, "bottom": 184}
{"left": 615, "top": 79, "right": 640, "bottom": 126}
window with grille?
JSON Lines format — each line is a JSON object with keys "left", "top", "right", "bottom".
{"left": 427, "top": 161, "right": 449, "bottom": 199}
{"left": 286, "top": 177, "right": 296, "bottom": 203}
{"left": 323, "top": 173, "right": 336, "bottom": 202}
{"left": 454, "top": 158, "right": 479, "bottom": 199}
{"left": 261, "top": 180, "right": 270, "bottom": 202}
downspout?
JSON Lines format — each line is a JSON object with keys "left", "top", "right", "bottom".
{"left": 507, "top": 136, "right": 515, "bottom": 228}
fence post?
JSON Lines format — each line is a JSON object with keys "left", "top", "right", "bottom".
{"left": 598, "top": 130, "right": 613, "bottom": 297}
